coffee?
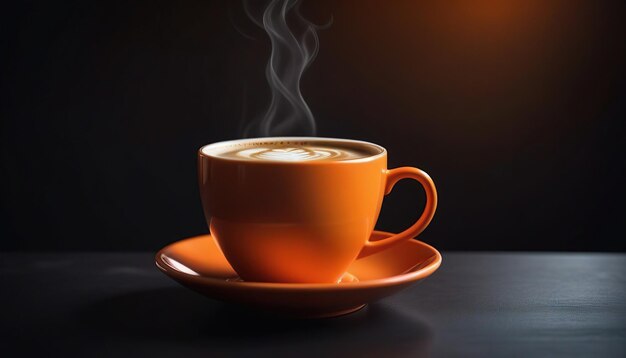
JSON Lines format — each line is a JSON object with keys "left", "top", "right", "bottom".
{"left": 203, "top": 139, "right": 381, "bottom": 162}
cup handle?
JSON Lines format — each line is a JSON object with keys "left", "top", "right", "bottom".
{"left": 358, "top": 167, "right": 438, "bottom": 258}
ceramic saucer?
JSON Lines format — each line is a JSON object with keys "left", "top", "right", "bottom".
{"left": 155, "top": 230, "right": 441, "bottom": 318}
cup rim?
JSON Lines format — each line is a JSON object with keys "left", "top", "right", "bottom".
{"left": 198, "top": 137, "right": 387, "bottom": 164}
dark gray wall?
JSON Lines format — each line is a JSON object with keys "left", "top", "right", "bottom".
{"left": 2, "top": 0, "right": 625, "bottom": 251}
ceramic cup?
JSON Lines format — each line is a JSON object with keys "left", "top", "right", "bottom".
{"left": 198, "top": 137, "right": 437, "bottom": 283}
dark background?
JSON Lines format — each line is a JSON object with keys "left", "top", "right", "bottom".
{"left": 1, "top": 0, "right": 624, "bottom": 252}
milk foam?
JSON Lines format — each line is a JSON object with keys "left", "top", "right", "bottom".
{"left": 202, "top": 138, "right": 384, "bottom": 163}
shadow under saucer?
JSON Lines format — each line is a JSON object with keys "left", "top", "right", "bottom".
{"left": 77, "top": 287, "right": 433, "bottom": 356}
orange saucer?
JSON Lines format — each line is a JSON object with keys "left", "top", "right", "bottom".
{"left": 155, "top": 231, "right": 442, "bottom": 318}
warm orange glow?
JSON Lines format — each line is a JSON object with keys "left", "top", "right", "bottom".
{"left": 323, "top": 0, "right": 601, "bottom": 151}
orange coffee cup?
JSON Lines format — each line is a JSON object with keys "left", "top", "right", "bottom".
{"left": 198, "top": 137, "right": 437, "bottom": 283}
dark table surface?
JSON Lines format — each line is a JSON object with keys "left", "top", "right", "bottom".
{"left": 1, "top": 251, "right": 624, "bottom": 357}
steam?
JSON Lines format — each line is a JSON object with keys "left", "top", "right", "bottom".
{"left": 242, "top": 0, "right": 327, "bottom": 137}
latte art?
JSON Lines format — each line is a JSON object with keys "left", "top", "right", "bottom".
{"left": 237, "top": 147, "right": 340, "bottom": 161}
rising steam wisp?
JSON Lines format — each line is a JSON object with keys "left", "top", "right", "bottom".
{"left": 243, "top": 0, "right": 327, "bottom": 137}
